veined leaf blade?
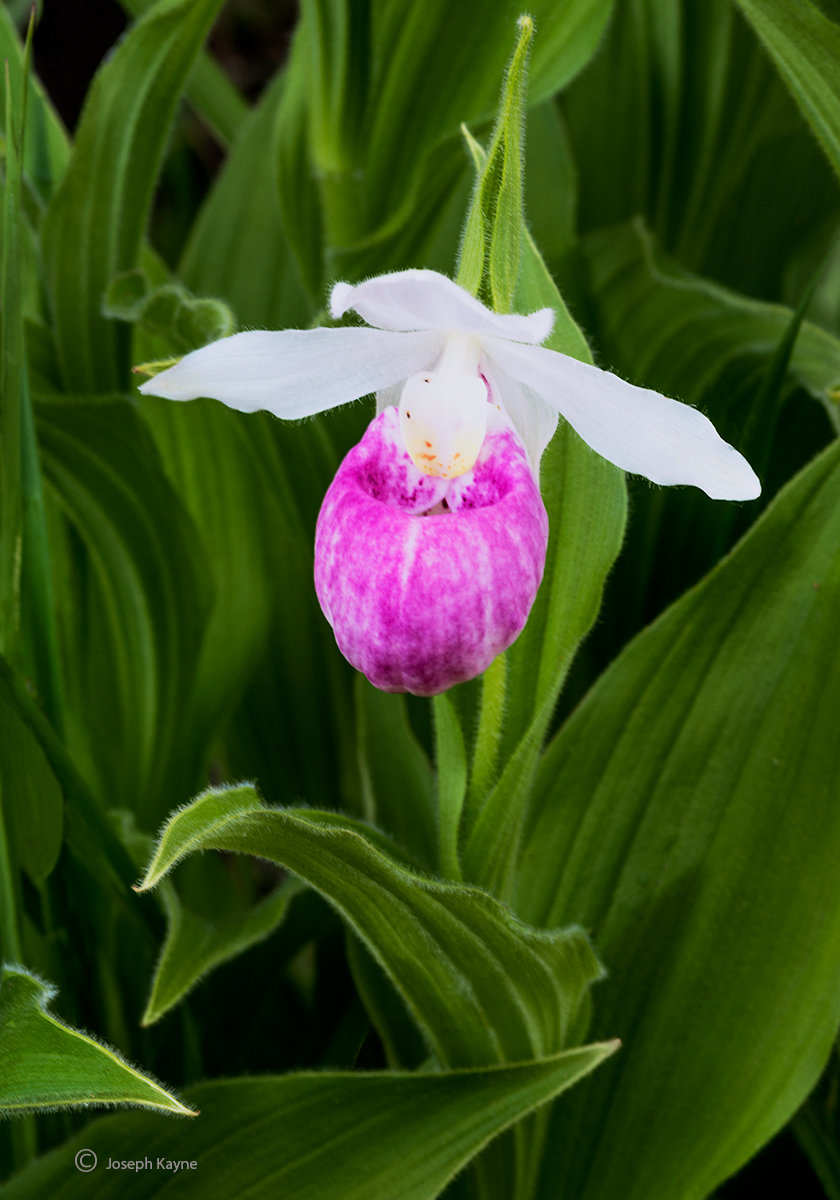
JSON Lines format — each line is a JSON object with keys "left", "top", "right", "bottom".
{"left": 138, "top": 786, "right": 604, "bottom": 1069}
{"left": 42, "top": 0, "right": 226, "bottom": 392}
{"left": 0, "top": 966, "right": 193, "bottom": 1117}
{"left": 517, "top": 438, "right": 840, "bottom": 1199}
{"left": 0, "top": 1047, "right": 618, "bottom": 1200}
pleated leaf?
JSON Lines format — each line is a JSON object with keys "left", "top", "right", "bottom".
{"left": 41, "top": 0, "right": 226, "bottom": 392}
{"left": 117, "top": 0, "right": 249, "bottom": 147}
{"left": 141, "top": 875, "right": 304, "bottom": 1026}
{"left": 0, "top": 5, "right": 69, "bottom": 200}
{"left": 283, "top": 0, "right": 617, "bottom": 281}
{"left": 179, "top": 67, "right": 315, "bottom": 331}
{"left": 577, "top": 218, "right": 839, "bottom": 659}
{"left": 0, "top": 1047, "right": 617, "bottom": 1200}
{"left": 355, "top": 676, "right": 438, "bottom": 871}
{"left": 137, "top": 785, "right": 604, "bottom": 1069}
{"left": 35, "top": 397, "right": 211, "bottom": 825}
{"left": 0, "top": 966, "right": 193, "bottom": 1117}
{"left": 514, "top": 437, "right": 840, "bottom": 1200}
{"left": 562, "top": 0, "right": 839, "bottom": 303}
{"left": 583, "top": 219, "right": 840, "bottom": 431}
{"left": 0, "top": 698, "right": 62, "bottom": 885}
{"left": 735, "top": 0, "right": 840, "bottom": 181}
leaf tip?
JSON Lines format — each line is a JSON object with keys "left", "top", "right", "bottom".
{"left": 131, "top": 357, "right": 181, "bottom": 379}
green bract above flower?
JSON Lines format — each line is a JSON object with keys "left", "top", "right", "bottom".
{"left": 140, "top": 268, "right": 761, "bottom": 501}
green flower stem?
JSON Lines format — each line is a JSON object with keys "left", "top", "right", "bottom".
{"left": 434, "top": 693, "right": 468, "bottom": 882}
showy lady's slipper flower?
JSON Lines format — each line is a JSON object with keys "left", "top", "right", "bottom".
{"left": 141, "top": 269, "right": 759, "bottom": 695}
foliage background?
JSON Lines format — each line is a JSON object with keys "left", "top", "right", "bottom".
{"left": 1, "top": 0, "right": 840, "bottom": 1197}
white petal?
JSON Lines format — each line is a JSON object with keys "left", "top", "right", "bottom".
{"left": 330, "top": 269, "right": 554, "bottom": 344}
{"left": 481, "top": 355, "right": 559, "bottom": 479}
{"left": 485, "top": 339, "right": 761, "bottom": 500}
{"left": 139, "top": 328, "right": 445, "bottom": 418}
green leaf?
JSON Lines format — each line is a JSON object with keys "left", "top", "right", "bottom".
{"left": 562, "top": 0, "right": 839, "bottom": 301}
{"left": 464, "top": 653, "right": 506, "bottom": 814}
{"left": 576, "top": 219, "right": 839, "bottom": 656}
{"left": 183, "top": 51, "right": 249, "bottom": 149}
{"left": 275, "top": 24, "right": 326, "bottom": 298}
{"left": 461, "top": 686, "right": 558, "bottom": 900}
{"left": 139, "top": 386, "right": 359, "bottom": 810}
{"left": 180, "top": 67, "right": 316, "bottom": 329}
{"left": 0, "top": 697, "right": 62, "bottom": 885}
{"left": 117, "top": 0, "right": 249, "bottom": 147}
{"left": 456, "top": 226, "right": 624, "bottom": 898}
{"left": 152, "top": 73, "right": 334, "bottom": 761}
{"left": 735, "top": 0, "right": 840, "bottom": 181}
{"left": 0, "top": 965, "right": 193, "bottom": 1116}
{"left": 0, "top": 652, "right": 153, "bottom": 916}
{"left": 345, "top": 934, "right": 428, "bottom": 1069}
{"left": 142, "top": 874, "right": 304, "bottom": 1026}
{"left": 20, "top": 363, "right": 65, "bottom": 733}
{"left": 41, "top": 0, "right": 226, "bottom": 392}
{"left": 793, "top": 1047, "right": 840, "bottom": 1200}
{"left": 1, "top": 17, "right": 65, "bottom": 746}
{"left": 355, "top": 676, "right": 437, "bottom": 870}
{"left": 0, "top": 29, "right": 33, "bottom": 980}
{"left": 139, "top": 396, "right": 284, "bottom": 779}
{"left": 515, "top": 437, "right": 840, "bottom": 1199}
{"left": 460, "top": 113, "right": 620, "bottom": 776}
{"left": 0, "top": 56, "right": 26, "bottom": 660}
{"left": 108, "top": 803, "right": 305, "bottom": 1029}
{"left": 523, "top": 99, "right": 578, "bottom": 270}
{"left": 0, "top": 777, "right": 20, "bottom": 967}
{"left": 0, "top": 1047, "right": 618, "bottom": 1200}
{"left": 305, "top": 0, "right": 615, "bottom": 246}
{"left": 138, "top": 784, "right": 604, "bottom": 1069}
{"left": 218, "top": 402, "right": 372, "bottom": 817}
{"left": 584, "top": 220, "right": 840, "bottom": 431}
{"left": 35, "top": 398, "right": 212, "bottom": 825}
{"left": 0, "top": 5, "right": 69, "bottom": 199}
{"left": 276, "top": 0, "right": 615, "bottom": 285}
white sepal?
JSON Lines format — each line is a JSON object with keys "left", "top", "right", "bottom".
{"left": 139, "top": 327, "right": 444, "bottom": 419}
{"left": 330, "top": 269, "right": 553, "bottom": 345}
